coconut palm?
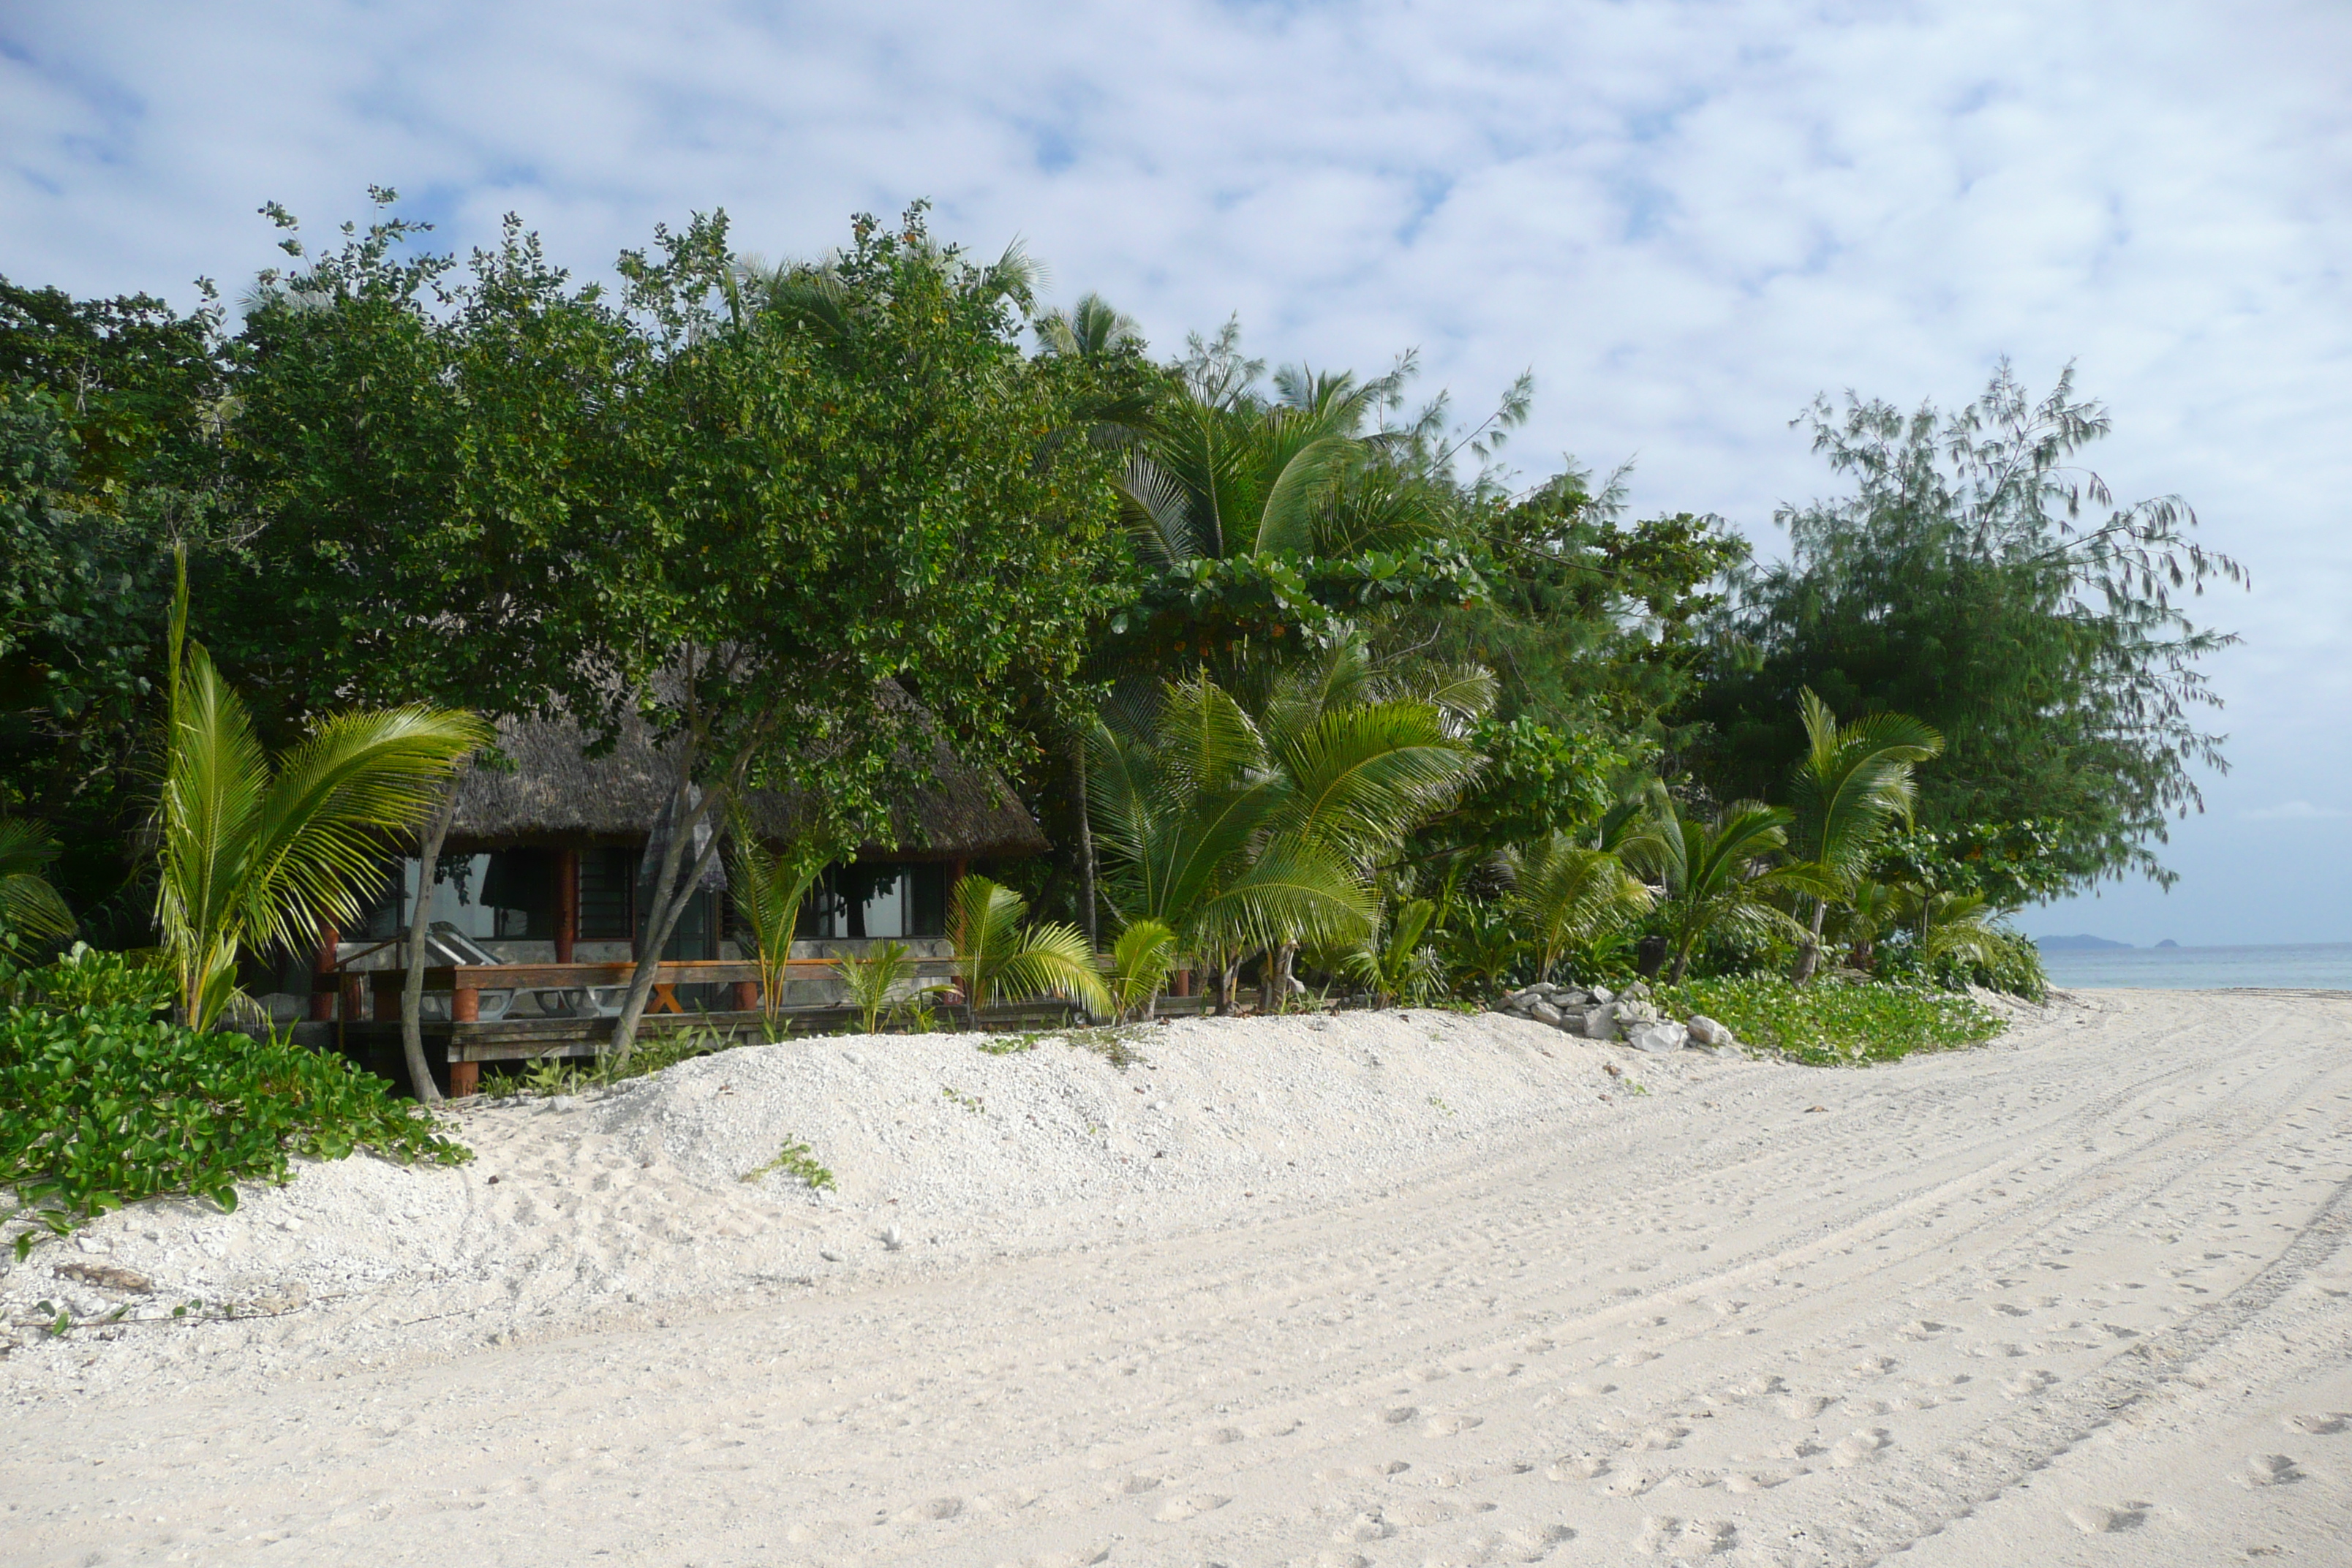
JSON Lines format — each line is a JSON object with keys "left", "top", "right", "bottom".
{"left": 1509, "top": 832, "right": 1652, "bottom": 984}
{"left": 1088, "top": 664, "right": 1480, "bottom": 1009}
{"left": 728, "top": 814, "right": 829, "bottom": 1033}
{"left": 835, "top": 939, "right": 919, "bottom": 1033}
{"left": 1116, "top": 351, "right": 1426, "bottom": 568}
{"left": 0, "top": 818, "right": 75, "bottom": 951}
{"left": 1828, "top": 877, "right": 1917, "bottom": 973}
{"left": 1342, "top": 896, "right": 1446, "bottom": 1008}
{"left": 154, "top": 561, "right": 488, "bottom": 1031}
{"left": 1784, "top": 690, "right": 1944, "bottom": 984}
{"left": 948, "top": 875, "right": 1112, "bottom": 1022}
{"left": 1916, "top": 890, "right": 2035, "bottom": 974}
{"left": 1037, "top": 293, "right": 1142, "bottom": 360}
{"left": 1105, "top": 919, "right": 1177, "bottom": 1022}
{"left": 1624, "top": 796, "right": 1828, "bottom": 985}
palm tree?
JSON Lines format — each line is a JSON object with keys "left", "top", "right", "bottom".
{"left": 154, "top": 559, "right": 487, "bottom": 1031}
{"left": 1105, "top": 919, "right": 1177, "bottom": 1022}
{"left": 1624, "top": 796, "right": 1826, "bottom": 984}
{"left": 1342, "top": 896, "right": 1446, "bottom": 1007}
{"left": 835, "top": 939, "right": 918, "bottom": 1033}
{"left": 1509, "top": 832, "right": 1652, "bottom": 984}
{"left": 0, "top": 818, "right": 75, "bottom": 952}
{"left": 1784, "top": 690, "right": 1943, "bottom": 983}
{"left": 1829, "top": 877, "right": 1916, "bottom": 973}
{"left": 1916, "top": 890, "right": 2035, "bottom": 975}
{"left": 1036, "top": 293, "right": 1142, "bottom": 360}
{"left": 728, "top": 815, "right": 829, "bottom": 1033}
{"left": 1087, "top": 663, "right": 1480, "bottom": 1009}
{"left": 1116, "top": 340, "right": 1430, "bottom": 569}
{"left": 948, "top": 875, "right": 1112, "bottom": 1022}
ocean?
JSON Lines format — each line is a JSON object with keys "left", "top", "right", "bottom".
{"left": 2036, "top": 942, "right": 2352, "bottom": 991}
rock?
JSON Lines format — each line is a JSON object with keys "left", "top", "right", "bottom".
{"left": 1530, "top": 1000, "right": 1564, "bottom": 1026}
{"left": 1618, "top": 980, "right": 1653, "bottom": 1003}
{"left": 1630, "top": 1022, "right": 1689, "bottom": 1055}
{"left": 1686, "top": 1014, "right": 1734, "bottom": 1048}
{"left": 1531, "top": 981, "right": 1562, "bottom": 997}
{"left": 1615, "top": 998, "right": 1662, "bottom": 1028}
{"left": 54, "top": 1262, "right": 153, "bottom": 1294}
{"left": 1589, "top": 985, "right": 1615, "bottom": 1006}
{"left": 1582, "top": 1005, "right": 1619, "bottom": 1041}
{"left": 1555, "top": 988, "right": 1593, "bottom": 1008}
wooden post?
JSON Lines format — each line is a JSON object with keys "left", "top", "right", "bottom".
{"left": 339, "top": 973, "right": 366, "bottom": 1024}
{"left": 554, "top": 847, "right": 579, "bottom": 963}
{"left": 310, "top": 921, "right": 340, "bottom": 1020}
{"left": 448, "top": 986, "right": 480, "bottom": 1097}
{"left": 1173, "top": 967, "right": 1192, "bottom": 998}
{"left": 731, "top": 979, "right": 761, "bottom": 1013}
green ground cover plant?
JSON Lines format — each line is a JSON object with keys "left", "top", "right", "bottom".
{"left": 740, "top": 1137, "right": 834, "bottom": 1191}
{"left": 1, "top": 946, "right": 468, "bottom": 1253}
{"left": 1659, "top": 973, "right": 2002, "bottom": 1066}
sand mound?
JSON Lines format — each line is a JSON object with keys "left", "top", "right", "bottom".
{"left": 1, "top": 1009, "right": 1733, "bottom": 1383}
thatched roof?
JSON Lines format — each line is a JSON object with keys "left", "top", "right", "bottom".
{"left": 447, "top": 710, "right": 1048, "bottom": 860}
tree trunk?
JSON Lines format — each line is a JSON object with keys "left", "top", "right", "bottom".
{"left": 399, "top": 774, "right": 466, "bottom": 1105}
{"left": 1790, "top": 897, "right": 1829, "bottom": 985}
{"left": 1073, "top": 740, "right": 1098, "bottom": 954}
{"left": 608, "top": 751, "right": 727, "bottom": 1067}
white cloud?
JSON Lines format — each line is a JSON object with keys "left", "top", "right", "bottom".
{"left": 6, "top": 0, "right": 2351, "bottom": 938}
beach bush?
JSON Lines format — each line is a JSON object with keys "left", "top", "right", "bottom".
{"left": 1, "top": 945, "right": 469, "bottom": 1253}
{"left": 1659, "top": 973, "right": 2001, "bottom": 1066}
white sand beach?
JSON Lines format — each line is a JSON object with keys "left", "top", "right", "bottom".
{"left": 5, "top": 987, "right": 2351, "bottom": 1566}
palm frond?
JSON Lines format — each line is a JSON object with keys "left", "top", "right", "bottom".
{"left": 0, "top": 818, "right": 75, "bottom": 945}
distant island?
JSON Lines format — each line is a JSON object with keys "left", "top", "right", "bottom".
{"left": 2157, "top": 939, "right": 2179, "bottom": 949}
{"left": 2036, "top": 933, "right": 2133, "bottom": 950}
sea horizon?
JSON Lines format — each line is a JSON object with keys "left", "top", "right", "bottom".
{"left": 2035, "top": 940, "right": 2352, "bottom": 991}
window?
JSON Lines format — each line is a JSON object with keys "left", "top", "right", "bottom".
{"left": 796, "top": 863, "right": 947, "bottom": 939}
{"left": 578, "top": 847, "right": 636, "bottom": 940}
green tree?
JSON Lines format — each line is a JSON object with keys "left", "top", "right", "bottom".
{"left": 1782, "top": 690, "right": 1943, "bottom": 983}
{"left": 1691, "top": 363, "right": 2244, "bottom": 892}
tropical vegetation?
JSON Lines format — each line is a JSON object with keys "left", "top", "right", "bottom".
{"left": 0, "top": 185, "right": 2253, "bottom": 1197}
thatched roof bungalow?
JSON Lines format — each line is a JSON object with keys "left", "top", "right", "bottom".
{"left": 338, "top": 711, "right": 1047, "bottom": 967}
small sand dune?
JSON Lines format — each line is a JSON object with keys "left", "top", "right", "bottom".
{"left": 4, "top": 988, "right": 2351, "bottom": 1566}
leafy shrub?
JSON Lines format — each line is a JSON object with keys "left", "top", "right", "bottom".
{"left": 1, "top": 946, "right": 469, "bottom": 1253}
{"left": 1658, "top": 973, "right": 2002, "bottom": 1066}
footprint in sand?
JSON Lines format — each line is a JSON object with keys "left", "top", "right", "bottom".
{"left": 1638, "top": 1515, "right": 1733, "bottom": 1556}
{"left": 1776, "top": 1394, "right": 1832, "bottom": 1420}
{"left": 2244, "top": 1454, "right": 2302, "bottom": 1487}
{"left": 1829, "top": 1429, "right": 1890, "bottom": 1467}
{"left": 1153, "top": 1493, "right": 1230, "bottom": 1522}
{"left": 1112, "top": 1474, "right": 1161, "bottom": 1495}
{"left": 2003, "top": 1370, "right": 2058, "bottom": 1398}
{"left": 2284, "top": 1413, "right": 2348, "bottom": 1436}
{"left": 2065, "top": 1502, "right": 2147, "bottom": 1533}
{"left": 1384, "top": 1406, "right": 1421, "bottom": 1425}
{"left": 1548, "top": 1454, "right": 1609, "bottom": 1481}
{"left": 1196, "top": 1425, "right": 1246, "bottom": 1445}
{"left": 1424, "top": 1413, "right": 1485, "bottom": 1437}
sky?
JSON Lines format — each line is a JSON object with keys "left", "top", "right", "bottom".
{"left": 5, "top": 1, "right": 2348, "bottom": 946}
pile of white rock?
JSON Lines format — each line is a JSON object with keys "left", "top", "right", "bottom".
{"left": 1490, "top": 979, "right": 1743, "bottom": 1057}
